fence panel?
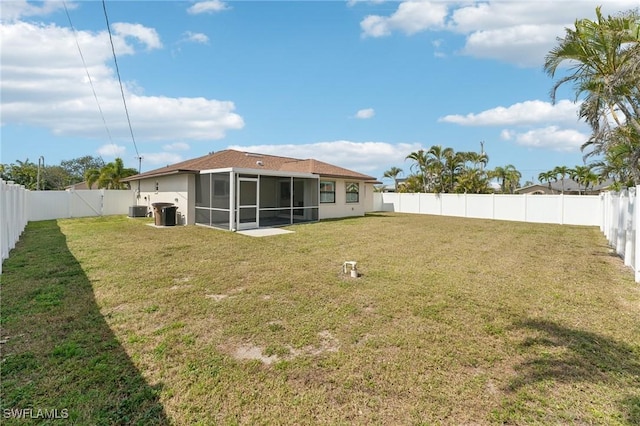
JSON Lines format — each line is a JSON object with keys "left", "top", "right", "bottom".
{"left": 465, "top": 194, "right": 494, "bottom": 219}
{"left": 1, "top": 180, "right": 28, "bottom": 274}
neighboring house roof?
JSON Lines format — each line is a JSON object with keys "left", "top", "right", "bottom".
{"left": 65, "top": 181, "right": 90, "bottom": 190}
{"left": 123, "top": 149, "right": 378, "bottom": 182}
{"left": 516, "top": 178, "right": 614, "bottom": 194}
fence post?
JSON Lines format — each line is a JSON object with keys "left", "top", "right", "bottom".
{"left": 625, "top": 188, "right": 635, "bottom": 267}
{"left": 617, "top": 190, "right": 628, "bottom": 257}
{"left": 635, "top": 186, "right": 640, "bottom": 283}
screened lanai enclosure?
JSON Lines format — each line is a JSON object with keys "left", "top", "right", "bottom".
{"left": 195, "top": 170, "right": 319, "bottom": 230}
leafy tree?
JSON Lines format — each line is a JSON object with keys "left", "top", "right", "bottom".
{"left": 383, "top": 166, "right": 403, "bottom": 192}
{"left": 2, "top": 159, "right": 38, "bottom": 189}
{"left": 43, "top": 165, "right": 72, "bottom": 190}
{"left": 545, "top": 7, "right": 640, "bottom": 183}
{"left": 61, "top": 156, "right": 105, "bottom": 183}
{"left": 397, "top": 174, "right": 424, "bottom": 193}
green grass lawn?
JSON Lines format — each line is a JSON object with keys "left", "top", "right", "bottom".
{"left": 1, "top": 213, "right": 639, "bottom": 425}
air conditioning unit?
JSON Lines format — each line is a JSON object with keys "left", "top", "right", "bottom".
{"left": 128, "top": 205, "right": 148, "bottom": 218}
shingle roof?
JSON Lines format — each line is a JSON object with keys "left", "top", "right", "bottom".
{"left": 123, "top": 149, "right": 378, "bottom": 182}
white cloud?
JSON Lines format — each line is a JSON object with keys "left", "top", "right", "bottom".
{"left": 461, "top": 24, "right": 561, "bottom": 67}
{"left": 141, "top": 152, "right": 184, "bottom": 166}
{"left": 98, "top": 144, "right": 126, "bottom": 157}
{"left": 361, "top": 1, "right": 448, "bottom": 38}
{"left": 0, "top": 21, "right": 244, "bottom": 143}
{"left": 187, "top": 1, "right": 229, "bottom": 15}
{"left": 500, "top": 126, "right": 588, "bottom": 152}
{"left": 439, "top": 100, "right": 581, "bottom": 127}
{"left": 360, "top": 0, "right": 640, "bottom": 66}
{"left": 112, "top": 23, "right": 162, "bottom": 50}
{"left": 227, "top": 140, "right": 423, "bottom": 177}
{"left": 182, "top": 31, "right": 209, "bottom": 44}
{"left": 163, "top": 142, "right": 190, "bottom": 151}
{"left": 0, "top": 0, "right": 70, "bottom": 22}
{"left": 355, "top": 108, "right": 375, "bottom": 119}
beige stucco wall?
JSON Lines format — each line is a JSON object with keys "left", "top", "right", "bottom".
{"left": 134, "top": 174, "right": 372, "bottom": 225}
{"left": 319, "top": 179, "right": 373, "bottom": 220}
{"left": 135, "top": 174, "right": 195, "bottom": 225}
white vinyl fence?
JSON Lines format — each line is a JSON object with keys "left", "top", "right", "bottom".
{"left": 374, "top": 190, "right": 640, "bottom": 283}
{"left": 27, "top": 188, "right": 133, "bottom": 221}
{"left": 1, "top": 180, "right": 28, "bottom": 274}
{"left": 373, "top": 192, "right": 601, "bottom": 226}
{"left": 600, "top": 188, "right": 640, "bottom": 282}
{"left": 1, "top": 182, "right": 134, "bottom": 273}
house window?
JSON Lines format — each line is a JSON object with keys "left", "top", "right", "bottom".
{"left": 346, "top": 182, "right": 359, "bottom": 203}
{"left": 320, "top": 181, "right": 335, "bottom": 203}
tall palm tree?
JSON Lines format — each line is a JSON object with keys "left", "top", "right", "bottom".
{"left": 383, "top": 166, "right": 403, "bottom": 192}
{"left": 406, "top": 150, "right": 431, "bottom": 192}
{"left": 552, "top": 166, "right": 571, "bottom": 193}
{"left": 443, "top": 149, "right": 465, "bottom": 193}
{"left": 84, "top": 168, "right": 101, "bottom": 189}
{"left": 490, "top": 165, "right": 521, "bottom": 194}
{"left": 426, "top": 145, "right": 449, "bottom": 193}
{"left": 545, "top": 7, "right": 640, "bottom": 183}
{"left": 538, "top": 170, "right": 554, "bottom": 191}
{"left": 570, "top": 165, "right": 599, "bottom": 194}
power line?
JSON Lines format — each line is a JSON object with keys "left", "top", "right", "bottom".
{"left": 101, "top": 0, "right": 141, "bottom": 171}
{"left": 63, "top": 1, "right": 115, "bottom": 149}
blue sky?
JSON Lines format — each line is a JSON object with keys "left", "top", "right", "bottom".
{"left": 1, "top": 0, "right": 638, "bottom": 185}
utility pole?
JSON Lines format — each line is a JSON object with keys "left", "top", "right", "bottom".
{"left": 480, "top": 141, "right": 485, "bottom": 171}
{"left": 37, "top": 156, "right": 45, "bottom": 190}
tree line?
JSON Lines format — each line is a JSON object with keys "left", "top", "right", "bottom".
{"left": 0, "top": 156, "right": 137, "bottom": 190}
{"left": 383, "top": 145, "right": 522, "bottom": 194}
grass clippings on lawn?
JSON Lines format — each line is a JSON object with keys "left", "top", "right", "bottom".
{"left": 1, "top": 213, "right": 639, "bottom": 425}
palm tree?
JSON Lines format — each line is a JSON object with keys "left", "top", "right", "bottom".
{"left": 545, "top": 7, "right": 640, "bottom": 183}
{"left": 538, "top": 170, "right": 555, "bottom": 191}
{"left": 85, "top": 158, "right": 137, "bottom": 190}
{"left": 552, "top": 166, "right": 571, "bottom": 193}
{"left": 570, "top": 165, "right": 599, "bottom": 194}
{"left": 490, "top": 165, "right": 521, "bottom": 194}
{"left": 426, "top": 145, "right": 449, "bottom": 193}
{"left": 99, "top": 158, "right": 137, "bottom": 189}
{"left": 590, "top": 144, "right": 635, "bottom": 190}
{"left": 443, "top": 149, "right": 465, "bottom": 193}
{"left": 405, "top": 150, "right": 431, "bottom": 192}
{"left": 85, "top": 168, "right": 101, "bottom": 189}
{"left": 383, "top": 166, "right": 403, "bottom": 192}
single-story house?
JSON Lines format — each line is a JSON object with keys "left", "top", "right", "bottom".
{"left": 122, "top": 149, "right": 379, "bottom": 230}
{"left": 515, "top": 178, "right": 613, "bottom": 195}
